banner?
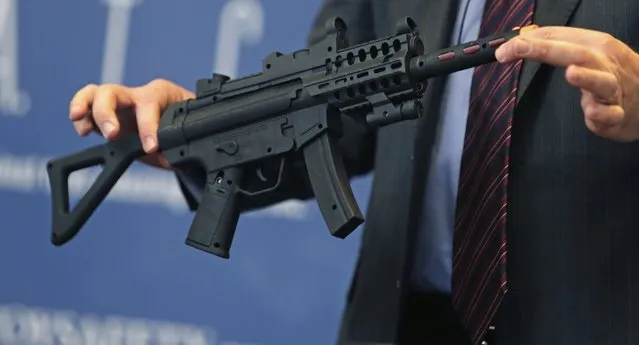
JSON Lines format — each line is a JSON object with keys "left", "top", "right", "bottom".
{"left": 0, "top": 1, "right": 373, "bottom": 344}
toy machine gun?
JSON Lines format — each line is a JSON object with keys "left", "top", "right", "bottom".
{"left": 46, "top": 16, "right": 531, "bottom": 258}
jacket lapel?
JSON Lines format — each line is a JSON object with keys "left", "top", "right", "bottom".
{"left": 516, "top": 0, "right": 582, "bottom": 103}
{"left": 413, "top": 0, "right": 460, "bottom": 52}
{"left": 411, "top": 0, "right": 460, "bottom": 172}
{"left": 413, "top": 0, "right": 461, "bottom": 141}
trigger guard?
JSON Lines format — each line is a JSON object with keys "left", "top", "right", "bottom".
{"left": 237, "top": 158, "right": 286, "bottom": 196}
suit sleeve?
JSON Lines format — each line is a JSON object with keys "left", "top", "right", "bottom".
{"left": 176, "top": 0, "right": 377, "bottom": 212}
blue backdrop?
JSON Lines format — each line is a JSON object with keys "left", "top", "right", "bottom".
{"left": 0, "top": 1, "right": 374, "bottom": 344}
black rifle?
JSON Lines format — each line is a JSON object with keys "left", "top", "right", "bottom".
{"left": 46, "top": 16, "right": 526, "bottom": 258}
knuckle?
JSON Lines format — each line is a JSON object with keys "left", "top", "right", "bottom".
{"left": 538, "top": 28, "right": 554, "bottom": 40}
{"left": 134, "top": 90, "right": 154, "bottom": 103}
{"left": 84, "top": 83, "right": 98, "bottom": 92}
{"left": 97, "top": 83, "right": 120, "bottom": 94}
{"left": 95, "top": 84, "right": 116, "bottom": 99}
{"left": 582, "top": 97, "right": 598, "bottom": 116}
{"left": 532, "top": 43, "right": 547, "bottom": 58}
{"left": 134, "top": 91, "right": 156, "bottom": 106}
{"left": 135, "top": 78, "right": 169, "bottom": 102}
{"left": 574, "top": 49, "right": 592, "bottom": 65}
{"left": 599, "top": 33, "right": 617, "bottom": 50}
{"left": 594, "top": 50, "right": 608, "bottom": 63}
{"left": 584, "top": 106, "right": 597, "bottom": 119}
{"left": 613, "top": 85, "right": 623, "bottom": 102}
{"left": 580, "top": 94, "right": 589, "bottom": 106}
{"left": 71, "top": 84, "right": 97, "bottom": 103}
{"left": 566, "top": 66, "right": 580, "bottom": 83}
{"left": 147, "top": 78, "right": 170, "bottom": 89}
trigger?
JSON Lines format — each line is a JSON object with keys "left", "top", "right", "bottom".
{"left": 256, "top": 166, "right": 268, "bottom": 182}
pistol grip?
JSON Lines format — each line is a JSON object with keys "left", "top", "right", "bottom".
{"left": 185, "top": 167, "right": 244, "bottom": 259}
{"left": 304, "top": 133, "right": 364, "bottom": 238}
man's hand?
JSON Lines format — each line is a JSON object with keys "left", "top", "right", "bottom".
{"left": 69, "top": 78, "right": 195, "bottom": 169}
{"left": 495, "top": 26, "right": 639, "bottom": 142}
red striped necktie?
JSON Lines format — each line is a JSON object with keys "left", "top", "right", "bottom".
{"left": 452, "top": 0, "right": 535, "bottom": 343}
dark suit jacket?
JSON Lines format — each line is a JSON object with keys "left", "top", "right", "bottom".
{"left": 178, "top": 0, "right": 639, "bottom": 344}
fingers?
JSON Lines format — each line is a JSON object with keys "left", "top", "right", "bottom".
{"left": 496, "top": 37, "right": 606, "bottom": 69}
{"left": 68, "top": 79, "right": 190, "bottom": 169}
{"left": 132, "top": 81, "right": 175, "bottom": 154}
{"left": 69, "top": 84, "right": 96, "bottom": 120}
{"left": 69, "top": 84, "right": 98, "bottom": 136}
{"left": 134, "top": 101, "right": 161, "bottom": 153}
{"left": 69, "top": 81, "right": 168, "bottom": 154}
{"left": 581, "top": 90, "right": 625, "bottom": 130}
{"left": 91, "top": 84, "right": 135, "bottom": 139}
{"left": 518, "top": 26, "right": 603, "bottom": 46}
{"left": 140, "top": 154, "right": 173, "bottom": 170}
{"left": 565, "top": 65, "right": 620, "bottom": 105}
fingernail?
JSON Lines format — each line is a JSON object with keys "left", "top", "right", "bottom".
{"left": 101, "top": 121, "right": 115, "bottom": 137}
{"left": 143, "top": 135, "right": 157, "bottom": 152}
{"left": 514, "top": 38, "right": 533, "bottom": 55}
{"left": 520, "top": 24, "right": 539, "bottom": 33}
